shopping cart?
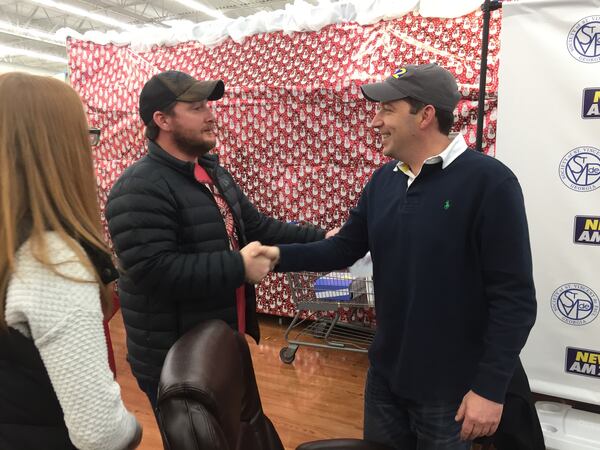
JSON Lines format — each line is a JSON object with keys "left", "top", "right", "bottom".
{"left": 279, "top": 270, "right": 375, "bottom": 364}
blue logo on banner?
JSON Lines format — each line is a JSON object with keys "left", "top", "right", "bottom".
{"left": 551, "top": 283, "right": 599, "bottom": 326}
{"left": 567, "top": 16, "right": 600, "bottom": 63}
{"left": 559, "top": 147, "right": 600, "bottom": 192}
{"left": 565, "top": 347, "right": 600, "bottom": 379}
{"left": 583, "top": 88, "right": 600, "bottom": 119}
{"left": 574, "top": 216, "right": 600, "bottom": 245}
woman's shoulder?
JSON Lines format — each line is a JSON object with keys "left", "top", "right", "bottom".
{"left": 16, "top": 231, "right": 95, "bottom": 281}
{"left": 7, "top": 232, "right": 101, "bottom": 337}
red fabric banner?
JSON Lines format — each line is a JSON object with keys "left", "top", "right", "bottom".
{"left": 69, "top": 10, "right": 502, "bottom": 322}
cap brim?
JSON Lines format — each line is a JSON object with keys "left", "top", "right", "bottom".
{"left": 178, "top": 79, "right": 225, "bottom": 102}
{"left": 361, "top": 81, "right": 408, "bottom": 103}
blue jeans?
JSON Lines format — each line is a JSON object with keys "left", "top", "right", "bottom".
{"left": 364, "top": 367, "right": 471, "bottom": 450}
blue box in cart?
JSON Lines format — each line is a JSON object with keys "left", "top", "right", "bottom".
{"left": 313, "top": 272, "right": 354, "bottom": 301}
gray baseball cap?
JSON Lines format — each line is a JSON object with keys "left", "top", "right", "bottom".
{"left": 361, "top": 63, "right": 460, "bottom": 113}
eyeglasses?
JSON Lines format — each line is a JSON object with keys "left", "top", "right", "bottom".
{"left": 88, "top": 127, "right": 101, "bottom": 146}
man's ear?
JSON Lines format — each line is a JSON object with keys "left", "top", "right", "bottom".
{"left": 153, "top": 110, "right": 172, "bottom": 131}
{"left": 418, "top": 104, "right": 437, "bottom": 130}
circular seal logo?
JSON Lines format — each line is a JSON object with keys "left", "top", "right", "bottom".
{"left": 551, "top": 283, "right": 599, "bottom": 326}
{"left": 567, "top": 16, "right": 600, "bottom": 63}
{"left": 559, "top": 146, "right": 600, "bottom": 192}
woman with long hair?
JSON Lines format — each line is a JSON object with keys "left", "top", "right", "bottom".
{"left": 0, "top": 72, "right": 141, "bottom": 450}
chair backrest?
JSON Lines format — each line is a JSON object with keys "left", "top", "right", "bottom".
{"left": 157, "top": 320, "right": 284, "bottom": 450}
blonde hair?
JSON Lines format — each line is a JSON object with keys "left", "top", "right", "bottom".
{"left": 0, "top": 72, "right": 112, "bottom": 328}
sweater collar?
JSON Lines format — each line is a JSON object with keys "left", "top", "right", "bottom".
{"left": 394, "top": 133, "right": 468, "bottom": 175}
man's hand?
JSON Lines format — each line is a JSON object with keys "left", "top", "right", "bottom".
{"left": 240, "top": 241, "right": 273, "bottom": 283}
{"left": 252, "top": 245, "right": 280, "bottom": 268}
{"left": 455, "top": 390, "right": 503, "bottom": 441}
{"left": 325, "top": 227, "right": 341, "bottom": 238}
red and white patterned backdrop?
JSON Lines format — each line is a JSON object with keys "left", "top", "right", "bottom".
{"left": 68, "top": 9, "right": 501, "bottom": 321}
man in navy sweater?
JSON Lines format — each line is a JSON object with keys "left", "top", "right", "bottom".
{"left": 258, "top": 64, "right": 537, "bottom": 449}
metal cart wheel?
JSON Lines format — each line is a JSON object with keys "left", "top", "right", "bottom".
{"left": 279, "top": 346, "right": 296, "bottom": 364}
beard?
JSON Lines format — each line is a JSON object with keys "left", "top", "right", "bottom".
{"left": 172, "top": 128, "right": 216, "bottom": 158}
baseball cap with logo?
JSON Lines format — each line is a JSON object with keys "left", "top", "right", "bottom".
{"left": 139, "top": 70, "right": 225, "bottom": 125}
{"left": 360, "top": 63, "right": 460, "bottom": 113}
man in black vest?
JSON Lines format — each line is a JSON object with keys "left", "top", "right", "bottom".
{"left": 106, "top": 71, "right": 332, "bottom": 410}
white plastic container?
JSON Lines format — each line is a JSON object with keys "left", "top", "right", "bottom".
{"left": 536, "top": 401, "right": 600, "bottom": 450}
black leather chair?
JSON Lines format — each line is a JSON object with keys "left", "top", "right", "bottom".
{"left": 156, "top": 320, "right": 392, "bottom": 450}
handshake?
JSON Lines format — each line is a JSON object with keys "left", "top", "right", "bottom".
{"left": 240, "top": 242, "right": 281, "bottom": 284}
{"left": 239, "top": 228, "right": 340, "bottom": 284}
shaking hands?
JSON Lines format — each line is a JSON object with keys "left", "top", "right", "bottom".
{"left": 240, "top": 242, "right": 280, "bottom": 284}
{"left": 325, "top": 227, "right": 340, "bottom": 238}
{"left": 240, "top": 226, "right": 339, "bottom": 284}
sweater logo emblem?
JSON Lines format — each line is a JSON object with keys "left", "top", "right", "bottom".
{"left": 551, "top": 283, "right": 599, "bottom": 326}
{"left": 443, "top": 200, "right": 451, "bottom": 210}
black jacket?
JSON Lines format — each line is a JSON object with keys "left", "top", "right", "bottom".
{"left": 106, "top": 141, "right": 325, "bottom": 384}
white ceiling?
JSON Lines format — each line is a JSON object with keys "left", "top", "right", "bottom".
{"left": 0, "top": 0, "right": 313, "bottom": 74}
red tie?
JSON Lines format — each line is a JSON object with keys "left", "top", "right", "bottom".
{"left": 194, "top": 163, "right": 246, "bottom": 334}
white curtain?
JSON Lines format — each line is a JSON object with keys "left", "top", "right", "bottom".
{"left": 57, "top": 0, "right": 482, "bottom": 50}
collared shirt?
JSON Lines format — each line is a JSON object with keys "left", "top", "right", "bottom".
{"left": 393, "top": 133, "right": 468, "bottom": 189}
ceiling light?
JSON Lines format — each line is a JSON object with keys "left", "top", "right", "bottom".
{"left": 0, "top": 44, "right": 68, "bottom": 64}
{"left": 0, "top": 20, "right": 65, "bottom": 46}
{"left": 29, "top": 0, "right": 136, "bottom": 31}
{"left": 171, "top": 0, "right": 228, "bottom": 20}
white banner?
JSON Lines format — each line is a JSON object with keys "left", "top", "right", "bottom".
{"left": 496, "top": 0, "right": 600, "bottom": 405}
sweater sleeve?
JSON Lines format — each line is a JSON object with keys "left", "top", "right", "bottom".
{"left": 5, "top": 233, "right": 139, "bottom": 450}
{"left": 471, "top": 177, "right": 537, "bottom": 403}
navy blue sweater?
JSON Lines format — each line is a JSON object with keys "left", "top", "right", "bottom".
{"left": 278, "top": 149, "right": 536, "bottom": 404}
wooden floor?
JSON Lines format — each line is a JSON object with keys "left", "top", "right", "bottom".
{"left": 109, "top": 312, "right": 369, "bottom": 450}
